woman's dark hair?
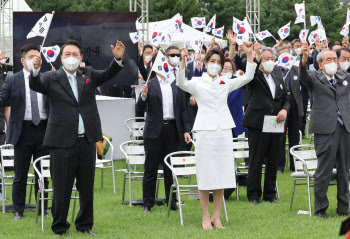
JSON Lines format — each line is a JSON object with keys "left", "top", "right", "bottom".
{"left": 21, "top": 44, "right": 40, "bottom": 57}
{"left": 61, "top": 39, "right": 83, "bottom": 55}
{"left": 143, "top": 44, "right": 153, "bottom": 53}
{"left": 204, "top": 48, "right": 225, "bottom": 69}
{"left": 224, "top": 58, "right": 236, "bottom": 73}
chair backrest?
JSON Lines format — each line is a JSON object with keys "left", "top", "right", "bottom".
{"left": 232, "top": 138, "right": 249, "bottom": 158}
{"left": 164, "top": 151, "right": 196, "bottom": 177}
{"left": 120, "top": 140, "right": 145, "bottom": 166}
{"left": 290, "top": 144, "right": 317, "bottom": 172}
{"left": 33, "top": 156, "right": 51, "bottom": 178}
{"left": 124, "top": 117, "right": 145, "bottom": 140}
{"left": 0, "top": 144, "right": 14, "bottom": 172}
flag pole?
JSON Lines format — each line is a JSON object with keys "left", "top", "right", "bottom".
{"left": 271, "top": 34, "right": 278, "bottom": 41}
{"left": 303, "top": 1, "right": 306, "bottom": 30}
{"left": 245, "top": 17, "right": 257, "bottom": 42}
{"left": 40, "top": 11, "right": 55, "bottom": 54}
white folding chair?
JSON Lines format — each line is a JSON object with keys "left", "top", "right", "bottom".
{"left": 164, "top": 151, "right": 228, "bottom": 226}
{"left": 289, "top": 144, "right": 337, "bottom": 216}
{"left": 0, "top": 144, "right": 35, "bottom": 213}
{"left": 124, "top": 117, "right": 145, "bottom": 140}
{"left": 95, "top": 135, "right": 116, "bottom": 193}
{"left": 119, "top": 140, "right": 163, "bottom": 206}
{"left": 33, "top": 156, "right": 79, "bottom": 231}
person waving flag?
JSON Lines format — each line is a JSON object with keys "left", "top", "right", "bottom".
{"left": 278, "top": 22, "right": 291, "bottom": 40}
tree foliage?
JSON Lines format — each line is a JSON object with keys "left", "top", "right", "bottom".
{"left": 26, "top": 0, "right": 350, "bottom": 46}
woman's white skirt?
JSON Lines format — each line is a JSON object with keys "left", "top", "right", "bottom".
{"left": 194, "top": 127, "right": 236, "bottom": 190}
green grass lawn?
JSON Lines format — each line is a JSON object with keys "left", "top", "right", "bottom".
{"left": 0, "top": 144, "right": 347, "bottom": 239}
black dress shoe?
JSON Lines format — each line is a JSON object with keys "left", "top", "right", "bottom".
{"left": 44, "top": 210, "right": 50, "bottom": 217}
{"left": 54, "top": 232, "right": 66, "bottom": 237}
{"left": 315, "top": 210, "right": 328, "bottom": 219}
{"left": 249, "top": 199, "right": 260, "bottom": 205}
{"left": 171, "top": 205, "right": 179, "bottom": 212}
{"left": 77, "top": 230, "right": 96, "bottom": 236}
{"left": 144, "top": 206, "right": 152, "bottom": 212}
{"left": 336, "top": 209, "right": 350, "bottom": 216}
{"left": 264, "top": 198, "right": 281, "bottom": 203}
{"left": 14, "top": 212, "right": 23, "bottom": 220}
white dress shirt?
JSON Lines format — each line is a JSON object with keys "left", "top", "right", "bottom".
{"left": 263, "top": 73, "right": 276, "bottom": 99}
{"left": 23, "top": 69, "right": 47, "bottom": 120}
{"left": 158, "top": 76, "right": 175, "bottom": 120}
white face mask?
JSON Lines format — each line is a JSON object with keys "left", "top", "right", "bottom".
{"left": 25, "top": 59, "right": 34, "bottom": 72}
{"left": 309, "top": 49, "right": 314, "bottom": 55}
{"left": 294, "top": 48, "right": 302, "bottom": 56}
{"left": 201, "top": 54, "right": 205, "bottom": 61}
{"left": 324, "top": 62, "right": 338, "bottom": 75}
{"left": 144, "top": 55, "right": 151, "bottom": 63}
{"left": 262, "top": 60, "right": 275, "bottom": 73}
{"left": 207, "top": 63, "right": 222, "bottom": 76}
{"left": 339, "top": 61, "right": 350, "bottom": 71}
{"left": 0, "top": 59, "right": 6, "bottom": 64}
{"left": 63, "top": 57, "right": 80, "bottom": 72}
{"left": 221, "top": 72, "right": 233, "bottom": 79}
{"left": 290, "top": 50, "right": 293, "bottom": 55}
{"left": 169, "top": 56, "right": 180, "bottom": 66}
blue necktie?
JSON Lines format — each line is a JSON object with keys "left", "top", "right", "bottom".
{"left": 330, "top": 78, "right": 344, "bottom": 126}
{"left": 68, "top": 75, "right": 85, "bottom": 134}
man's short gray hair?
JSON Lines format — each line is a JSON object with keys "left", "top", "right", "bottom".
{"left": 261, "top": 47, "right": 274, "bottom": 56}
{"left": 276, "top": 46, "right": 289, "bottom": 56}
{"left": 316, "top": 49, "right": 336, "bottom": 63}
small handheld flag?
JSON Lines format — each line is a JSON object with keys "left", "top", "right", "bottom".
{"left": 232, "top": 17, "right": 244, "bottom": 34}
{"left": 41, "top": 45, "right": 60, "bottom": 63}
{"left": 277, "top": 53, "right": 296, "bottom": 70}
{"left": 347, "top": 9, "right": 350, "bottom": 26}
{"left": 299, "top": 29, "right": 309, "bottom": 41}
{"left": 151, "top": 51, "right": 174, "bottom": 81}
{"left": 191, "top": 17, "right": 206, "bottom": 29}
{"left": 294, "top": 3, "right": 305, "bottom": 24}
{"left": 340, "top": 24, "right": 349, "bottom": 36}
{"left": 189, "top": 36, "right": 205, "bottom": 53}
{"left": 129, "top": 31, "right": 142, "bottom": 44}
{"left": 171, "top": 13, "right": 184, "bottom": 34}
{"left": 27, "top": 13, "right": 53, "bottom": 39}
{"left": 256, "top": 30, "right": 273, "bottom": 41}
{"left": 212, "top": 26, "right": 224, "bottom": 38}
{"left": 310, "top": 16, "right": 322, "bottom": 27}
{"left": 204, "top": 15, "right": 216, "bottom": 33}
{"left": 278, "top": 22, "right": 291, "bottom": 40}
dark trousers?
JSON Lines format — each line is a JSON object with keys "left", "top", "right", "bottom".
{"left": 50, "top": 138, "right": 96, "bottom": 234}
{"left": 143, "top": 122, "right": 179, "bottom": 208}
{"left": 314, "top": 124, "right": 350, "bottom": 214}
{"left": 278, "top": 96, "right": 300, "bottom": 171}
{"left": 12, "top": 122, "right": 48, "bottom": 213}
{"left": 247, "top": 127, "right": 283, "bottom": 201}
{"left": 300, "top": 88, "right": 309, "bottom": 136}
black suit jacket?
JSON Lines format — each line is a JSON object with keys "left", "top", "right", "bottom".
{"left": 136, "top": 76, "right": 190, "bottom": 139}
{"left": 283, "top": 65, "right": 304, "bottom": 118}
{"left": 242, "top": 65, "right": 290, "bottom": 129}
{"left": 29, "top": 59, "right": 123, "bottom": 147}
{"left": 0, "top": 70, "right": 49, "bottom": 145}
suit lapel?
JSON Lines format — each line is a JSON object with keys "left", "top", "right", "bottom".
{"left": 76, "top": 68, "right": 84, "bottom": 103}
{"left": 17, "top": 70, "right": 25, "bottom": 102}
{"left": 271, "top": 67, "right": 282, "bottom": 95}
{"left": 257, "top": 70, "right": 273, "bottom": 98}
{"left": 56, "top": 67, "right": 78, "bottom": 104}
{"left": 335, "top": 71, "right": 347, "bottom": 95}
{"left": 316, "top": 70, "right": 336, "bottom": 92}
{"left": 171, "top": 81, "right": 178, "bottom": 107}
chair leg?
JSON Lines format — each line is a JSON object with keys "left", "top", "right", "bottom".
{"left": 41, "top": 189, "right": 45, "bottom": 231}
{"left": 156, "top": 179, "right": 160, "bottom": 199}
{"left": 290, "top": 179, "right": 296, "bottom": 211}
{"left": 28, "top": 178, "right": 34, "bottom": 204}
{"left": 2, "top": 181, "right": 5, "bottom": 213}
{"left": 276, "top": 180, "right": 280, "bottom": 199}
{"left": 236, "top": 182, "right": 239, "bottom": 201}
{"left": 307, "top": 177, "right": 312, "bottom": 216}
{"left": 122, "top": 174, "right": 126, "bottom": 202}
{"left": 222, "top": 196, "right": 228, "bottom": 222}
{"left": 176, "top": 186, "right": 184, "bottom": 226}
{"left": 112, "top": 165, "right": 116, "bottom": 194}
{"left": 128, "top": 172, "right": 132, "bottom": 206}
{"left": 101, "top": 168, "right": 103, "bottom": 188}
{"left": 35, "top": 191, "right": 40, "bottom": 223}
{"left": 72, "top": 190, "right": 78, "bottom": 223}
{"left": 167, "top": 186, "right": 174, "bottom": 218}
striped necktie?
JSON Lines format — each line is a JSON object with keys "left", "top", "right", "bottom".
{"left": 330, "top": 78, "right": 344, "bottom": 126}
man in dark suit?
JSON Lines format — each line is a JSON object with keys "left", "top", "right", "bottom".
{"left": 242, "top": 47, "right": 290, "bottom": 205}
{"left": 275, "top": 46, "right": 304, "bottom": 172}
{"left": 30, "top": 39, "right": 125, "bottom": 236}
{"left": 0, "top": 44, "right": 49, "bottom": 219}
{"left": 137, "top": 46, "right": 191, "bottom": 212}
{"left": 187, "top": 45, "right": 207, "bottom": 78}
{"left": 300, "top": 42, "right": 350, "bottom": 219}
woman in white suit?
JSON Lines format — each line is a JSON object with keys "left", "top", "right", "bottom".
{"left": 177, "top": 42, "right": 257, "bottom": 229}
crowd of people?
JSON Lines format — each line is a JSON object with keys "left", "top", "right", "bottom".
{"left": 1, "top": 26, "right": 350, "bottom": 235}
